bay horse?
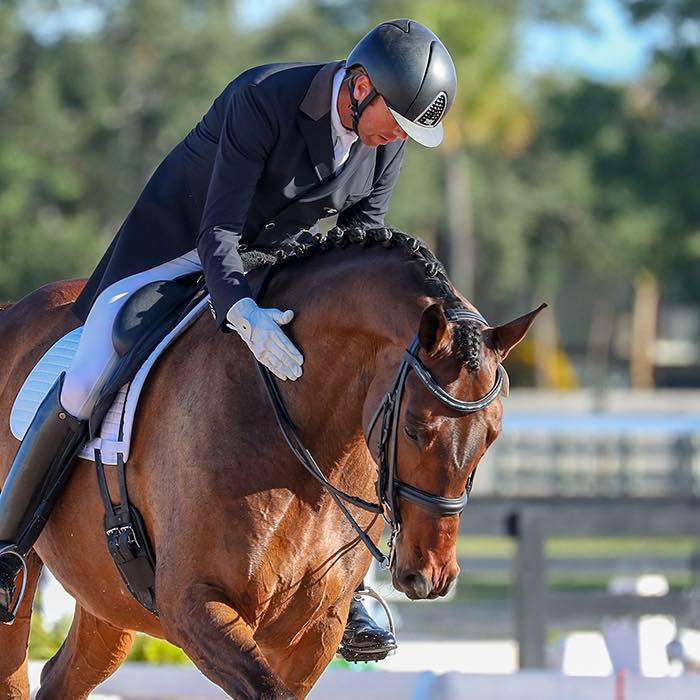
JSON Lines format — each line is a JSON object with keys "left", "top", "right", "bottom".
{"left": 0, "top": 227, "right": 541, "bottom": 699}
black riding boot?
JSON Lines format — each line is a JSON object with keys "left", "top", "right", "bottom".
{"left": 337, "top": 587, "right": 397, "bottom": 662}
{"left": 0, "top": 372, "right": 88, "bottom": 623}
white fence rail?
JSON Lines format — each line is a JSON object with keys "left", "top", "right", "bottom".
{"left": 27, "top": 663, "right": 700, "bottom": 700}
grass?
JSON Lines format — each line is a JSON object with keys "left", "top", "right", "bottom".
{"left": 374, "top": 535, "right": 699, "bottom": 601}
{"left": 452, "top": 535, "right": 698, "bottom": 558}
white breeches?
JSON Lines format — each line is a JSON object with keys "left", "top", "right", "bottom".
{"left": 61, "top": 249, "right": 203, "bottom": 419}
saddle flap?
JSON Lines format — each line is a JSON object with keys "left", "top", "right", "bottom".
{"left": 89, "top": 272, "right": 206, "bottom": 440}
{"left": 112, "top": 272, "right": 204, "bottom": 357}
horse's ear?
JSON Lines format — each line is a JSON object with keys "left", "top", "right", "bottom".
{"left": 419, "top": 303, "right": 450, "bottom": 357}
{"left": 485, "top": 303, "right": 547, "bottom": 361}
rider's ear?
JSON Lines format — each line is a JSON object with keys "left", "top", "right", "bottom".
{"left": 353, "top": 72, "right": 373, "bottom": 100}
{"left": 484, "top": 303, "right": 547, "bottom": 361}
{"left": 419, "top": 304, "right": 450, "bottom": 357}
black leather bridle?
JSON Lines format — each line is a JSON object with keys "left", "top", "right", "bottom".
{"left": 257, "top": 307, "right": 506, "bottom": 568}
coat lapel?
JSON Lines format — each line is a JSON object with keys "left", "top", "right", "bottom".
{"left": 297, "top": 114, "right": 334, "bottom": 182}
{"left": 297, "top": 60, "right": 344, "bottom": 183}
{"left": 297, "top": 139, "right": 372, "bottom": 202}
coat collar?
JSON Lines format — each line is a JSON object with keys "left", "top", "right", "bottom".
{"left": 297, "top": 61, "right": 346, "bottom": 182}
{"left": 299, "top": 60, "right": 345, "bottom": 119}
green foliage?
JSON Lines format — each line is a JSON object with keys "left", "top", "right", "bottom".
{"left": 28, "top": 612, "right": 71, "bottom": 660}
{"left": 27, "top": 609, "right": 191, "bottom": 665}
{"left": 127, "top": 634, "right": 192, "bottom": 665}
{"left": 1, "top": 0, "right": 699, "bottom": 381}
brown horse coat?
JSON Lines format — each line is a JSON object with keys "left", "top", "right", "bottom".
{"left": 0, "top": 235, "right": 540, "bottom": 699}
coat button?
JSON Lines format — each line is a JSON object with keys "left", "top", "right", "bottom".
{"left": 265, "top": 222, "right": 275, "bottom": 230}
{"left": 324, "top": 207, "right": 338, "bottom": 215}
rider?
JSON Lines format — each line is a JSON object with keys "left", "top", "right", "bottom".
{"left": 0, "top": 18, "right": 456, "bottom": 659}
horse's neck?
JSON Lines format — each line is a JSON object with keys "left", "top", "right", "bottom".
{"left": 185, "top": 251, "right": 426, "bottom": 497}
{"left": 270, "top": 253, "right": 425, "bottom": 492}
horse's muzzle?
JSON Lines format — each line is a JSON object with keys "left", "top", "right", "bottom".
{"left": 394, "top": 567, "right": 460, "bottom": 600}
{"left": 395, "top": 569, "right": 432, "bottom": 599}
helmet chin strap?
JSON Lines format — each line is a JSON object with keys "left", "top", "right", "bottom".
{"left": 347, "top": 73, "right": 378, "bottom": 135}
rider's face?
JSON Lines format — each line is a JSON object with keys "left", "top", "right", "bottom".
{"left": 352, "top": 75, "right": 409, "bottom": 147}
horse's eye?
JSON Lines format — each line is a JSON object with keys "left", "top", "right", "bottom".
{"left": 404, "top": 426, "right": 419, "bottom": 441}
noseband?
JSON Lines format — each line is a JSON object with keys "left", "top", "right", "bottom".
{"left": 258, "top": 307, "right": 505, "bottom": 568}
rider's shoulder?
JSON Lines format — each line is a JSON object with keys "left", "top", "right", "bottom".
{"left": 228, "top": 62, "right": 328, "bottom": 104}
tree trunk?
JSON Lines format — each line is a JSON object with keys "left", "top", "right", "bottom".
{"left": 443, "top": 149, "right": 474, "bottom": 298}
{"left": 532, "top": 296, "right": 559, "bottom": 389}
{"left": 629, "top": 271, "right": 659, "bottom": 389}
{"left": 586, "top": 294, "right": 615, "bottom": 392}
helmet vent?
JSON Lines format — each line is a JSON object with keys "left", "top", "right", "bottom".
{"left": 416, "top": 92, "right": 447, "bottom": 127}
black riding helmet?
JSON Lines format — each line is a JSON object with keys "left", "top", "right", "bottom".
{"left": 346, "top": 18, "right": 457, "bottom": 148}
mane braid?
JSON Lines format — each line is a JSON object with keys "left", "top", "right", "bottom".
{"left": 268, "top": 225, "right": 482, "bottom": 372}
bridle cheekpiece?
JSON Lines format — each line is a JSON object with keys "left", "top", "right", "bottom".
{"left": 258, "top": 307, "right": 506, "bottom": 568}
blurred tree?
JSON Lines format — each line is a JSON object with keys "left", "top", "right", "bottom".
{"left": 4, "top": 0, "right": 698, "bottom": 389}
{"left": 616, "top": 0, "right": 700, "bottom": 384}
{"left": 0, "top": 0, "right": 253, "bottom": 300}
{"left": 408, "top": 0, "right": 586, "bottom": 387}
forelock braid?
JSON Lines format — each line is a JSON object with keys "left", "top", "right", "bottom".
{"left": 451, "top": 322, "right": 482, "bottom": 374}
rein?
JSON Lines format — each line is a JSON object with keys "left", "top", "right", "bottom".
{"left": 251, "top": 261, "right": 505, "bottom": 567}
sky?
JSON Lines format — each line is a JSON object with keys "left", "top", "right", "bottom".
{"left": 518, "top": 0, "right": 667, "bottom": 80}
{"left": 238, "top": 0, "right": 668, "bottom": 81}
{"left": 20, "top": 0, "right": 669, "bottom": 82}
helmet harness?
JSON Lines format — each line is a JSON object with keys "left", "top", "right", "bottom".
{"left": 345, "top": 71, "right": 378, "bottom": 135}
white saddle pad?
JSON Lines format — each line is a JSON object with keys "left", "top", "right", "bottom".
{"left": 10, "top": 295, "right": 209, "bottom": 465}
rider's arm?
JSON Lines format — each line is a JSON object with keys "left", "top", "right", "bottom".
{"left": 337, "top": 141, "right": 406, "bottom": 229}
{"left": 197, "top": 83, "right": 279, "bottom": 331}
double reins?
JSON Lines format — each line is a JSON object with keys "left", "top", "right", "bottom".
{"left": 255, "top": 300, "right": 506, "bottom": 568}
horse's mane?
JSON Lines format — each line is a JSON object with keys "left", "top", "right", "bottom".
{"left": 263, "top": 225, "right": 482, "bottom": 373}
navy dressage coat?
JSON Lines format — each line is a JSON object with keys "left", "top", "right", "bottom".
{"left": 71, "top": 60, "right": 406, "bottom": 329}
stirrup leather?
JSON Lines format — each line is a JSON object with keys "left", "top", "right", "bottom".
{"left": 0, "top": 545, "right": 28, "bottom": 625}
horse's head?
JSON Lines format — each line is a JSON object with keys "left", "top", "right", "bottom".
{"left": 365, "top": 301, "right": 543, "bottom": 600}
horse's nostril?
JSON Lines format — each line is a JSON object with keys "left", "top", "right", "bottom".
{"left": 444, "top": 573, "right": 458, "bottom": 596}
{"left": 399, "top": 570, "right": 432, "bottom": 599}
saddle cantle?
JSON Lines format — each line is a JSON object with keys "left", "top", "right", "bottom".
{"left": 90, "top": 272, "right": 207, "bottom": 440}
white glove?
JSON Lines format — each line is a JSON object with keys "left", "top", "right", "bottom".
{"left": 226, "top": 297, "right": 303, "bottom": 381}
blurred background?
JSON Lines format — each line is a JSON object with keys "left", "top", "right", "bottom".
{"left": 2, "top": 0, "right": 700, "bottom": 697}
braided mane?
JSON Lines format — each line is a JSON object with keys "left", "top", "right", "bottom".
{"left": 262, "top": 225, "right": 482, "bottom": 373}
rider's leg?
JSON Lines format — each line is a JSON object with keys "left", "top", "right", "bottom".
{"left": 0, "top": 372, "right": 88, "bottom": 623}
{"left": 61, "top": 248, "right": 203, "bottom": 417}
{"left": 0, "top": 249, "right": 202, "bottom": 623}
